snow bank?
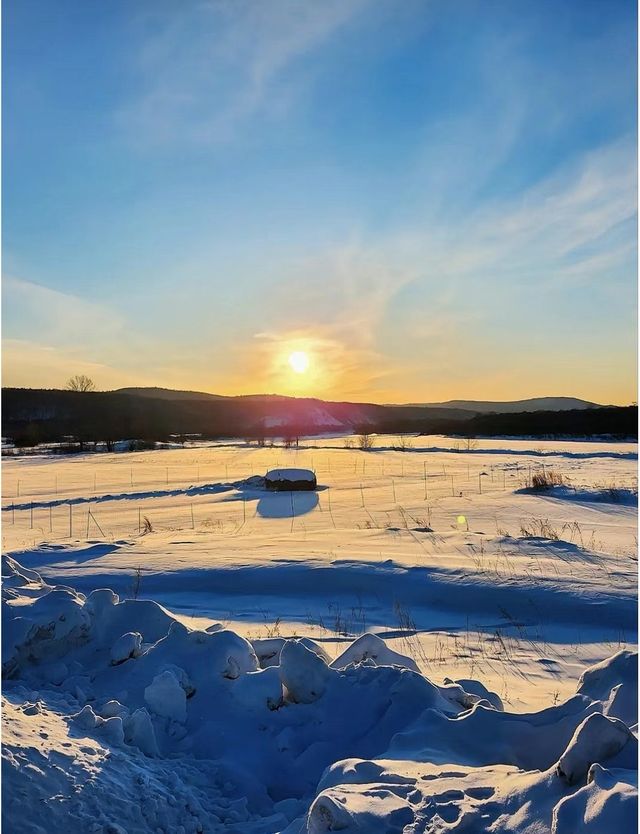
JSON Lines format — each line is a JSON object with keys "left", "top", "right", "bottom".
{"left": 2, "top": 557, "right": 637, "bottom": 834}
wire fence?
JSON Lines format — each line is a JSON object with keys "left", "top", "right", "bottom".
{"left": 3, "top": 443, "right": 636, "bottom": 549}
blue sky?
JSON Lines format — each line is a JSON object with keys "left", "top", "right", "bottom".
{"left": 3, "top": 0, "right": 637, "bottom": 403}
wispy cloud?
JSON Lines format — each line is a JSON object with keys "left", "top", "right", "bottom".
{"left": 2, "top": 277, "right": 125, "bottom": 347}
{"left": 121, "top": 0, "right": 370, "bottom": 145}
{"left": 4, "top": 2, "right": 636, "bottom": 403}
{"left": 228, "top": 137, "right": 637, "bottom": 402}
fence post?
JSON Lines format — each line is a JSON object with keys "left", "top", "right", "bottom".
{"left": 69, "top": 503, "right": 73, "bottom": 538}
{"left": 328, "top": 489, "right": 336, "bottom": 528}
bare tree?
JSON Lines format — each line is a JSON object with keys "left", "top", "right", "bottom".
{"left": 66, "top": 374, "right": 96, "bottom": 392}
{"left": 357, "top": 433, "right": 375, "bottom": 451}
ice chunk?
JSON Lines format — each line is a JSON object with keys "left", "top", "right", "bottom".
{"left": 101, "top": 716, "right": 125, "bottom": 746}
{"left": 280, "top": 640, "right": 333, "bottom": 704}
{"left": 233, "top": 666, "right": 283, "bottom": 711}
{"left": 556, "top": 713, "right": 633, "bottom": 785}
{"left": 110, "top": 631, "right": 142, "bottom": 665}
{"left": 84, "top": 588, "right": 119, "bottom": 617}
{"left": 331, "top": 633, "right": 419, "bottom": 673}
{"left": 252, "top": 636, "right": 331, "bottom": 668}
{"left": 447, "top": 677, "right": 504, "bottom": 711}
{"left": 72, "top": 704, "right": 100, "bottom": 731}
{"left": 577, "top": 650, "right": 638, "bottom": 727}
{"left": 144, "top": 669, "right": 187, "bottom": 723}
{"left": 123, "top": 708, "right": 159, "bottom": 757}
{"left": 99, "top": 700, "right": 129, "bottom": 720}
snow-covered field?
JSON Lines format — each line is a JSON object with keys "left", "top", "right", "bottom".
{"left": 2, "top": 435, "right": 638, "bottom": 832}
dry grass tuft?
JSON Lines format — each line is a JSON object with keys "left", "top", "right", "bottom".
{"left": 530, "top": 469, "right": 564, "bottom": 491}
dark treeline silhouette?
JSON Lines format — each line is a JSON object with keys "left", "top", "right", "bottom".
{"left": 380, "top": 406, "right": 636, "bottom": 440}
{"left": 457, "top": 405, "right": 637, "bottom": 439}
{"left": 2, "top": 388, "right": 636, "bottom": 450}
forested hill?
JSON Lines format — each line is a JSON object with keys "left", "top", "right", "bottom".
{"left": 2, "top": 387, "right": 634, "bottom": 447}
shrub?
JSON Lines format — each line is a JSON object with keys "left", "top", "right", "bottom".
{"left": 530, "top": 469, "right": 564, "bottom": 490}
{"left": 357, "top": 433, "right": 375, "bottom": 451}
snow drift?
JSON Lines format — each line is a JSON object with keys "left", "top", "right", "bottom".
{"left": 2, "top": 555, "right": 637, "bottom": 834}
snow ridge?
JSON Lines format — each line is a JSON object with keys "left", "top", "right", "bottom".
{"left": 2, "top": 557, "right": 637, "bottom": 833}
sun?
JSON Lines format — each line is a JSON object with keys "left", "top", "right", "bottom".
{"left": 288, "top": 351, "right": 309, "bottom": 374}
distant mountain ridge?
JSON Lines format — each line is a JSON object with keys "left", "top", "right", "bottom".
{"left": 2, "top": 386, "right": 634, "bottom": 445}
{"left": 115, "top": 387, "right": 227, "bottom": 401}
{"left": 116, "top": 388, "right": 603, "bottom": 414}
{"left": 407, "top": 397, "right": 602, "bottom": 413}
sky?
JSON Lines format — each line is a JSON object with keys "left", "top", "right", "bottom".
{"left": 2, "top": 0, "right": 637, "bottom": 404}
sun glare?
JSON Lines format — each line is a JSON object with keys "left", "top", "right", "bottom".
{"left": 288, "top": 351, "right": 309, "bottom": 374}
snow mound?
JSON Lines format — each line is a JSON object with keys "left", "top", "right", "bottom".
{"left": 2, "top": 557, "right": 637, "bottom": 834}
{"left": 556, "top": 712, "right": 636, "bottom": 785}
{"left": 307, "top": 787, "right": 413, "bottom": 834}
{"left": 265, "top": 468, "right": 317, "bottom": 490}
{"left": 280, "top": 639, "right": 333, "bottom": 703}
{"left": 144, "top": 669, "right": 188, "bottom": 723}
{"left": 553, "top": 764, "right": 638, "bottom": 833}
{"left": 252, "top": 636, "right": 331, "bottom": 668}
{"left": 330, "top": 632, "right": 419, "bottom": 673}
{"left": 576, "top": 649, "right": 638, "bottom": 727}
